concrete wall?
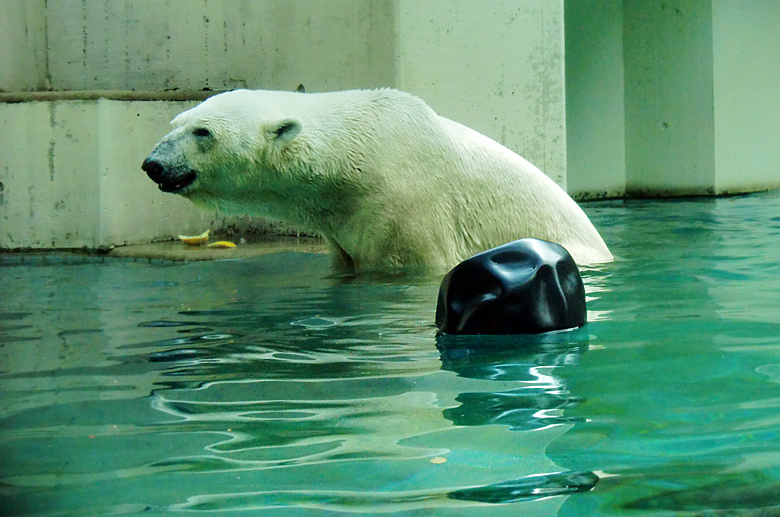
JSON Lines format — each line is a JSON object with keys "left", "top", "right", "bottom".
{"left": 564, "top": 0, "right": 626, "bottom": 199}
{"left": 566, "top": 0, "right": 780, "bottom": 198}
{"left": 398, "top": 1, "right": 567, "bottom": 186}
{"left": 42, "top": 0, "right": 397, "bottom": 93}
{"left": 712, "top": 0, "right": 780, "bottom": 194}
{"left": 623, "top": 0, "right": 716, "bottom": 196}
{"left": 0, "top": 0, "right": 47, "bottom": 91}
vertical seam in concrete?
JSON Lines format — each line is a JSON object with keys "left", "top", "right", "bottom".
{"left": 204, "top": 0, "right": 210, "bottom": 88}
{"left": 704, "top": 0, "right": 717, "bottom": 193}
{"left": 166, "top": 0, "right": 171, "bottom": 88}
{"left": 540, "top": 2, "right": 550, "bottom": 177}
{"left": 556, "top": 0, "right": 567, "bottom": 191}
{"left": 124, "top": 0, "right": 129, "bottom": 89}
{"left": 708, "top": 3, "right": 718, "bottom": 193}
{"left": 97, "top": 98, "right": 108, "bottom": 245}
{"left": 82, "top": 0, "right": 88, "bottom": 86}
{"left": 621, "top": 0, "right": 629, "bottom": 195}
{"left": 391, "top": 0, "right": 402, "bottom": 88}
{"left": 103, "top": 1, "right": 109, "bottom": 89}
{"left": 44, "top": 0, "right": 51, "bottom": 88}
{"left": 388, "top": 0, "right": 399, "bottom": 89}
{"left": 499, "top": 4, "right": 507, "bottom": 145}
{"left": 48, "top": 102, "right": 55, "bottom": 182}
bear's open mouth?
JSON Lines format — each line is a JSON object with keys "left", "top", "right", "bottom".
{"left": 158, "top": 171, "right": 197, "bottom": 193}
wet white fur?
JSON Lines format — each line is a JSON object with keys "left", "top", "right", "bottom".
{"left": 154, "top": 88, "right": 613, "bottom": 269}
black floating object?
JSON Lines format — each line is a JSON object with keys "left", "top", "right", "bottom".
{"left": 435, "top": 239, "right": 586, "bottom": 335}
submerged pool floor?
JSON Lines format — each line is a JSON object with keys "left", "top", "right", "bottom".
{"left": 3, "top": 192, "right": 780, "bottom": 516}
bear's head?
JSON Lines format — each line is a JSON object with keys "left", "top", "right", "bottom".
{"left": 142, "top": 90, "right": 303, "bottom": 209}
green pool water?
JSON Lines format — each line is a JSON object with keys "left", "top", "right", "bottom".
{"left": 2, "top": 192, "right": 780, "bottom": 516}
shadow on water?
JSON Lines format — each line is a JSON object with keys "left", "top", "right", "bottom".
{"left": 621, "top": 470, "right": 780, "bottom": 514}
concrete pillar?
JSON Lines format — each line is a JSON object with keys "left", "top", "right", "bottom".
{"left": 564, "top": 0, "right": 626, "bottom": 199}
{"left": 623, "top": 0, "right": 716, "bottom": 196}
{"left": 712, "top": 0, "right": 780, "bottom": 194}
{"left": 568, "top": 0, "right": 780, "bottom": 198}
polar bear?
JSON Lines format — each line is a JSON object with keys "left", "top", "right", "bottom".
{"left": 142, "top": 89, "right": 612, "bottom": 270}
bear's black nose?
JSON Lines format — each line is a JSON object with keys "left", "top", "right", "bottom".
{"left": 142, "top": 158, "right": 163, "bottom": 183}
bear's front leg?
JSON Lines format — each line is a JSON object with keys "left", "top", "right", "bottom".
{"left": 323, "top": 237, "right": 356, "bottom": 271}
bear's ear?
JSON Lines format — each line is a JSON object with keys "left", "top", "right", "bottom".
{"left": 269, "top": 118, "right": 302, "bottom": 144}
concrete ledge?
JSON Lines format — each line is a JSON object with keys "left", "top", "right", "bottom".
{"left": 0, "top": 90, "right": 224, "bottom": 103}
{"left": 0, "top": 235, "right": 327, "bottom": 265}
{"left": 107, "top": 235, "right": 327, "bottom": 262}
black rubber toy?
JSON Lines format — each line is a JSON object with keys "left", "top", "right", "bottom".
{"left": 435, "top": 238, "right": 586, "bottom": 335}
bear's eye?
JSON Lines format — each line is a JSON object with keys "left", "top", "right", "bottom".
{"left": 193, "top": 127, "right": 211, "bottom": 137}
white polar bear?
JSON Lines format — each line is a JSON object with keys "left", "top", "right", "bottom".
{"left": 142, "top": 89, "right": 612, "bottom": 270}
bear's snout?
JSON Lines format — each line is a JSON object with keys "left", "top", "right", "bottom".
{"left": 142, "top": 157, "right": 198, "bottom": 193}
{"left": 142, "top": 158, "right": 164, "bottom": 183}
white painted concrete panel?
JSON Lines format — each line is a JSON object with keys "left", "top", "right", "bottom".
{"left": 712, "top": 0, "right": 780, "bottom": 194}
{"left": 49, "top": 102, "right": 102, "bottom": 247}
{"left": 40, "top": 0, "right": 395, "bottom": 93}
{"left": 0, "top": 103, "right": 55, "bottom": 247}
{"left": 623, "top": 0, "right": 716, "bottom": 196}
{"left": 397, "top": 0, "right": 567, "bottom": 187}
{"left": 564, "top": 0, "right": 626, "bottom": 199}
{"left": 0, "top": 0, "right": 48, "bottom": 91}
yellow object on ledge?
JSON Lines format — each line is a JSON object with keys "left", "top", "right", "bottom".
{"left": 178, "top": 230, "right": 209, "bottom": 245}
